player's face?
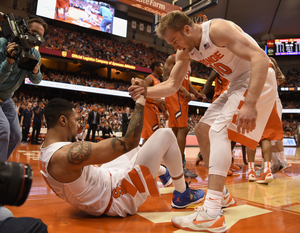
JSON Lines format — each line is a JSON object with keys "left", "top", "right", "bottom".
{"left": 156, "top": 63, "right": 164, "bottom": 76}
{"left": 68, "top": 109, "right": 80, "bottom": 142}
{"left": 164, "top": 26, "right": 194, "bottom": 52}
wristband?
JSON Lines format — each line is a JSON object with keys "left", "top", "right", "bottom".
{"left": 136, "top": 95, "right": 146, "bottom": 106}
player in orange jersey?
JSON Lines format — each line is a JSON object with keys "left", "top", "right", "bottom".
{"left": 163, "top": 54, "right": 204, "bottom": 178}
{"left": 141, "top": 61, "right": 168, "bottom": 145}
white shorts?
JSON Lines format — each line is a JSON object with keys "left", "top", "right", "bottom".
{"left": 101, "top": 147, "right": 160, "bottom": 217}
{"left": 200, "top": 67, "right": 278, "bottom": 150}
{"left": 275, "top": 96, "right": 282, "bottom": 121}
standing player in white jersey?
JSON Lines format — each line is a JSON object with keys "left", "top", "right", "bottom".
{"left": 129, "top": 11, "right": 278, "bottom": 232}
{"left": 39, "top": 91, "right": 205, "bottom": 217}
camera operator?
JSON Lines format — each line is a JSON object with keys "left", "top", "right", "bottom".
{"left": 0, "top": 16, "right": 48, "bottom": 162}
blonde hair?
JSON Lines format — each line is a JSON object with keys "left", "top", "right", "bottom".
{"left": 157, "top": 11, "right": 194, "bottom": 38}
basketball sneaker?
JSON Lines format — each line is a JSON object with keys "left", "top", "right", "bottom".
{"left": 222, "top": 189, "right": 235, "bottom": 208}
{"left": 172, "top": 205, "right": 227, "bottom": 232}
{"left": 256, "top": 169, "right": 273, "bottom": 184}
{"left": 158, "top": 166, "right": 173, "bottom": 187}
{"left": 195, "top": 152, "right": 203, "bottom": 165}
{"left": 230, "top": 163, "right": 241, "bottom": 172}
{"left": 171, "top": 185, "right": 205, "bottom": 209}
{"left": 248, "top": 169, "right": 257, "bottom": 182}
{"left": 183, "top": 166, "right": 198, "bottom": 178}
{"left": 256, "top": 167, "right": 264, "bottom": 177}
{"left": 271, "top": 161, "right": 285, "bottom": 174}
{"left": 227, "top": 170, "right": 233, "bottom": 176}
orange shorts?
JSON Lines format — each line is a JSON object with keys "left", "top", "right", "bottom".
{"left": 142, "top": 102, "right": 160, "bottom": 139}
{"left": 165, "top": 93, "right": 188, "bottom": 128}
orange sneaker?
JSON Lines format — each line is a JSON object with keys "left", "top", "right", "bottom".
{"left": 248, "top": 169, "right": 257, "bottom": 182}
{"left": 227, "top": 170, "right": 233, "bottom": 176}
{"left": 256, "top": 169, "right": 273, "bottom": 184}
{"left": 230, "top": 163, "right": 241, "bottom": 172}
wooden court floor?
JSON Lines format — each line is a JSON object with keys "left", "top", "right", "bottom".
{"left": 6, "top": 144, "right": 300, "bottom": 233}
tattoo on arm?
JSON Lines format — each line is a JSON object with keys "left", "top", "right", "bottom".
{"left": 67, "top": 141, "right": 92, "bottom": 165}
{"left": 111, "top": 103, "right": 144, "bottom": 153}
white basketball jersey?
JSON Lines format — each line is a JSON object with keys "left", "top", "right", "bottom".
{"left": 189, "top": 20, "right": 260, "bottom": 89}
{"left": 39, "top": 142, "right": 112, "bottom": 216}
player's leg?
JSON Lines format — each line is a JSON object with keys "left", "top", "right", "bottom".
{"left": 256, "top": 139, "right": 273, "bottom": 184}
{"left": 247, "top": 146, "right": 257, "bottom": 181}
{"left": 134, "top": 128, "right": 205, "bottom": 208}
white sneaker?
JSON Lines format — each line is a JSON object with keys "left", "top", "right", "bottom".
{"left": 172, "top": 205, "right": 227, "bottom": 232}
{"left": 222, "top": 189, "right": 235, "bottom": 208}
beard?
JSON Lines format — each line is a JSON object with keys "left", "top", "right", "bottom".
{"left": 71, "top": 136, "right": 77, "bottom": 143}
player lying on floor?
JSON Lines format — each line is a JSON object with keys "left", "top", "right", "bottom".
{"left": 39, "top": 83, "right": 204, "bottom": 217}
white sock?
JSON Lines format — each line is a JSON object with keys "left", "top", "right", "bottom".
{"left": 272, "top": 153, "right": 279, "bottom": 165}
{"left": 204, "top": 189, "right": 223, "bottom": 218}
{"left": 279, "top": 151, "right": 287, "bottom": 163}
{"left": 157, "top": 165, "right": 166, "bottom": 177}
{"left": 261, "top": 158, "right": 265, "bottom": 168}
{"left": 264, "top": 162, "right": 271, "bottom": 173}
{"left": 248, "top": 162, "right": 255, "bottom": 172}
{"left": 173, "top": 178, "right": 186, "bottom": 193}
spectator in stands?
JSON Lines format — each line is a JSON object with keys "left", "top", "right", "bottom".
{"left": 102, "top": 121, "right": 113, "bottom": 139}
{"left": 20, "top": 102, "right": 33, "bottom": 144}
{"left": 86, "top": 106, "right": 100, "bottom": 142}
{"left": 122, "top": 107, "right": 131, "bottom": 136}
{"left": 31, "top": 100, "right": 44, "bottom": 145}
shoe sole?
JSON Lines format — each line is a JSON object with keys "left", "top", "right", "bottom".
{"left": 256, "top": 177, "right": 273, "bottom": 184}
{"left": 184, "top": 174, "right": 198, "bottom": 179}
{"left": 172, "top": 219, "right": 228, "bottom": 233}
{"left": 222, "top": 196, "right": 235, "bottom": 208}
{"left": 171, "top": 196, "right": 204, "bottom": 209}
{"left": 248, "top": 176, "right": 257, "bottom": 182}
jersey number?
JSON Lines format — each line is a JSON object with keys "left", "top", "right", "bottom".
{"left": 211, "top": 63, "right": 232, "bottom": 76}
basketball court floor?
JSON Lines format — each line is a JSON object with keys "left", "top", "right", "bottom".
{"left": 6, "top": 144, "right": 300, "bottom": 233}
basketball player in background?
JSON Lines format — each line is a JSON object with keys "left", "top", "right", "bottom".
{"left": 197, "top": 69, "right": 241, "bottom": 176}
{"left": 141, "top": 61, "right": 168, "bottom": 145}
{"left": 163, "top": 54, "right": 204, "bottom": 178}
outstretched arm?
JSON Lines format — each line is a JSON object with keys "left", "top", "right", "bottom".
{"left": 129, "top": 51, "right": 191, "bottom": 100}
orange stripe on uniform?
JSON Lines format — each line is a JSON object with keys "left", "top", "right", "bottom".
{"left": 139, "top": 165, "right": 160, "bottom": 197}
{"left": 121, "top": 179, "right": 137, "bottom": 197}
{"left": 237, "top": 100, "right": 244, "bottom": 110}
{"left": 128, "top": 169, "right": 146, "bottom": 193}
{"left": 261, "top": 102, "right": 283, "bottom": 141}
{"left": 228, "top": 129, "right": 258, "bottom": 150}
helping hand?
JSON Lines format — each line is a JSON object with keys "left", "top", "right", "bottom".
{"left": 128, "top": 77, "right": 147, "bottom": 100}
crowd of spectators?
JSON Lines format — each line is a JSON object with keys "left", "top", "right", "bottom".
{"left": 284, "top": 68, "right": 300, "bottom": 87}
{"left": 282, "top": 118, "right": 299, "bottom": 138}
{"left": 41, "top": 68, "right": 130, "bottom": 91}
{"left": 42, "top": 24, "right": 209, "bottom": 76}
{"left": 13, "top": 93, "right": 299, "bottom": 140}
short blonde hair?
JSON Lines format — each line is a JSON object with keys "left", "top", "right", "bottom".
{"left": 157, "top": 11, "right": 194, "bottom": 38}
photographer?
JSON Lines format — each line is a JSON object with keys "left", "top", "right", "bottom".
{"left": 0, "top": 16, "right": 48, "bottom": 161}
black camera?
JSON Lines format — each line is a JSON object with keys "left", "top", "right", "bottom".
{"left": 0, "top": 13, "right": 45, "bottom": 71}
{"left": 0, "top": 161, "right": 33, "bottom": 206}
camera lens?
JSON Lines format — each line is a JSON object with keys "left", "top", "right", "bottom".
{"left": 0, "top": 161, "right": 33, "bottom": 206}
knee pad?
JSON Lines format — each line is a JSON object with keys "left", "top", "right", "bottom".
{"left": 208, "top": 127, "right": 232, "bottom": 177}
